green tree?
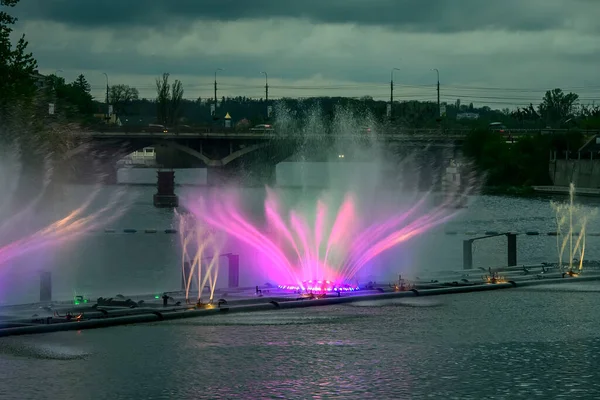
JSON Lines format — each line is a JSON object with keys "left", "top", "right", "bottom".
{"left": 39, "top": 73, "right": 95, "bottom": 119}
{"left": 154, "top": 73, "right": 184, "bottom": 126}
{"left": 579, "top": 105, "right": 600, "bottom": 129}
{"left": 66, "top": 76, "right": 95, "bottom": 116}
{"left": 170, "top": 79, "right": 184, "bottom": 126}
{"left": 73, "top": 74, "right": 91, "bottom": 94}
{"left": 155, "top": 73, "right": 170, "bottom": 125}
{"left": 0, "top": 0, "right": 38, "bottom": 106}
{"left": 109, "top": 83, "right": 139, "bottom": 116}
{"left": 539, "top": 88, "right": 579, "bottom": 127}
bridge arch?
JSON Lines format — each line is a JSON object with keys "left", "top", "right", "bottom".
{"left": 64, "top": 137, "right": 271, "bottom": 167}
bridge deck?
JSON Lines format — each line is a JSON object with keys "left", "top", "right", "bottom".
{"left": 81, "top": 128, "right": 600, "bottom": 141}
{"left": 86, "top": 132, "right": 469, "bottom": 140}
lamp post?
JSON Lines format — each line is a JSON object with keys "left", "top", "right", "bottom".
{"left": 260, "top": 71, "right": 268, "bottom": 102}
{"left": 48, "top": 69, "right": 63, "bottom": 116}
{"left": 214, "top": 68, "right": 224, "bottom": 114}
{"left": 390, "top": 67, "right": 400, "bottom": 119}
{"left": 261, "top": 71, "right": 269, "bottom": 119}
{"left": 431, "top": 68, "right": 440, "bottom": 117}
{"left": 102, "top": 72, "right": 110, "bottom": 120}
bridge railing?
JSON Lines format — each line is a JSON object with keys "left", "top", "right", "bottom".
{"left": 81, "top": 125, "right": 600, "bottom": 137}
{"left": 84, "top": 125, "right": 446, "bottom": 134}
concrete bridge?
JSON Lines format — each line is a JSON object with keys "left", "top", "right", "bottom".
{"left": 68, "top": 127, "right": 464, "bottom": 183}
{"left": 66, "top": 126, "right": 597, "bottom": 185}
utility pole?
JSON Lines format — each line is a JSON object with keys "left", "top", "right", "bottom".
{"left": 261, "top": 71, "right": 268, "bottom": 102}
{"left": 390, "top": 67, "right": 400, "bottom": 120}
{"left": 214, "top": 68, "right": 223, "bottom": 115}
{"left": 432, "top": 68, "right": 440, "bottom": 117}
{"left": 261, "top": 71, "right": 268, "bottom": 119}
{"left": 103, "top": 72, "right": 109, "bottom": 121}
{"left": 49, "top": 69, "right": 63, "bottom": 116}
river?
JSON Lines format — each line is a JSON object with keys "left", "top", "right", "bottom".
{"left": 1, "top": 163, "right": 600, "bottom": 399}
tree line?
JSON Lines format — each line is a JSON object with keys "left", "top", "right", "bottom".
{"left": 79, "top": 88, "right": 600, "bottom": 131}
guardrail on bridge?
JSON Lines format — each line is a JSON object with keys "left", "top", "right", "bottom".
{"left": 80, "top": 125, "right": 600, "bottom": 136}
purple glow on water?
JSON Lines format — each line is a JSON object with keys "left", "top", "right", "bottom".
{"left": 278, "top": 280, "right": 360, "bottom": 293}
{"left": 184, "top": 183, "right": 472, "bottom": 289}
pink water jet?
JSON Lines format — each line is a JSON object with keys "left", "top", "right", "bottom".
{"left": 0, "top": 186, "right": 128, "bottom": 270}
{"left": 185, "top": 185, "right": 470, "bottom": 291}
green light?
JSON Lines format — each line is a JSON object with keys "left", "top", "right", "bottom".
{"left": 154, "top": 295, "right": 160, "bottom": 299}
{"left": 74, "top": 295, "right": 86, "bottom": 306}
{"left": 84, "top": 299, "right": 88, "bottom": 303}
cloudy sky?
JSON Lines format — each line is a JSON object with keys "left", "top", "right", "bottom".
{"left": 9, "top": 0, "right": 600, "bottom": 108}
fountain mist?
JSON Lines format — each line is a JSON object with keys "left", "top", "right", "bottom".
{"left": 177, "top": 211, "right": 223, "bottom": 303}
{"left": 0, "top": 143, "right": 130, "bottom": 274}
{"left": 551, "top": 183, "right": 596, "bottom": 272}
{"left": 183, "top": 104, "right": 478, "bottom": 291}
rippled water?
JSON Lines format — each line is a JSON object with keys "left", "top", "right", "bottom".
{"left": 2, "top": 287, "right": 600, "bottom": 399}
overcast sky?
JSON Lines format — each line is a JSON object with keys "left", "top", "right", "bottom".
{"left": 9, "top": 0, "right": 600, "bottom": 108}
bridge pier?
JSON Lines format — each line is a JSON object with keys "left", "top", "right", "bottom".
{"left": 153, "top": 170, "right": 179, "bottom": 207}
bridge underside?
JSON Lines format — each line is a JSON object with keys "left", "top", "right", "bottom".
{"left": 66, "top": 137, "right": 298, "bottom": 185}
{"left": 65, "top": 136, "right": 463, "bottom": 187}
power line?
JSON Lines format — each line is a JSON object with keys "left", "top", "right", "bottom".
{"left": 89, "top": 80, "right": 600, "bottom": 108}
{"left": 85, "top": 82, "right": 600, "bottom": 92}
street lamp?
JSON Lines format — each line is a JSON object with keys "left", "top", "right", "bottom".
{"left": 431, "top": 68, "right": 440, "bottom": 117}
{"left": 102, "top": 72, "right": 110, "bottom": 120}
{"left": 390, "top": 67, "right": 400, "bottom": 119}
{"left": 260, "top": 71, "right": 268, "bottom": 102}
{"left": 214, "top": 68, "right": 224, "bottom": 112}
{"left": 261, "top": 71, "right": 269, "bottom": 119}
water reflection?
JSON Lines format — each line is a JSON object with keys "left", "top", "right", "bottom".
{"left": 1, "top": 289, "right": 600, "bottom": 398}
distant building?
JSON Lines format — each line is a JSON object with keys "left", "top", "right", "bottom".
{"left": 456, "top": 113, "right": 480, "bottom": 120}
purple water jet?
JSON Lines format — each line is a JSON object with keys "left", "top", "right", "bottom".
{"left": 184, "top": 184, "right": 472, "bottom": 291}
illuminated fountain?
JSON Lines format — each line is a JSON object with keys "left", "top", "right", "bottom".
{"left": 551, "top": 183, "right": 597, "bottom": 275}
{"left": 0, "top": 147, "right": 128, "bottom": 277}
{"left": 181, "top": 105, "right": 477, "bottom": 294}
{"left": 177, "top": 211, "right": 223, "bottom": 305}
{"left": 184, "top": 184, "right": 473, "bottom": 294}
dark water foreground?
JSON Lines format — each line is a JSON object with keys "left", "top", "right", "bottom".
{"left": 1, "top": 282, "right": 600, "bottom": 399}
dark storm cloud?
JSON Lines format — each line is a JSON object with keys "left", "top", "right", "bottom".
{"left": 31, "top": 47, "right": 407, "bottom": 85}
{"left": 33, "top": 45, "right": 597, "bottom": 93}
{"left": 12, "top": 0, "right": 597, "bottom": 33}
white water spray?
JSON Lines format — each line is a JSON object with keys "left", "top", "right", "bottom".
{"left": 551, "top": 183, "right": 596, "bottom": 272}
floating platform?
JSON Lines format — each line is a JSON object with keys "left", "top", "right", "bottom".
{"left": 532, "top": 186, "right": 600, "bottom": 197}
{"left": 1, "top": 267, "right": 599, "bottom": 338}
